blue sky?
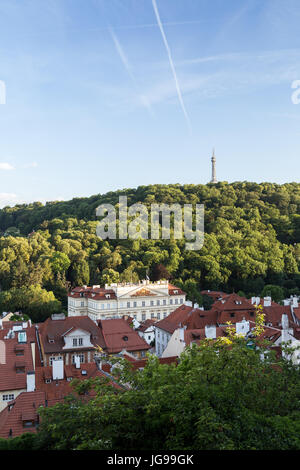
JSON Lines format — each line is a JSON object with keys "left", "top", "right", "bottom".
{"left": 0, "top": 0, "right": 300, "bottom": 207}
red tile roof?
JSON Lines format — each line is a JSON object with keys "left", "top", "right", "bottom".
{"left": 136, "top": 319, "right": 156, "bottom": 333}
{"left": 98, "top": 319, "right": 151, "bottom": 354}
{"left": 168, "top": 284, "right": 186, "bottom": 296}
{"left": 0, "top": 325, "right": 35, "bottom": 392}
{"left": 0, "top": 360, "right": 124, "bottom": 438}
{"left": 262, "top": 305, "right": 294, "bottom": 327}
{"left": 38, "top": 315, "right": 102, "bottom": 354}
{"left": 0, "top": 391, "right": 46, "bottom": 439}
{"left": 184, "top": 327, "right": 226, "bottom": 345}
{"left": 201, "top": 290, "right": 227, "bottom": 301}
{"left": 155, "top": 304, "right": 194, "bottom": 334}
{"left": 68, "top": 286, "right": 117, "bottom": 300}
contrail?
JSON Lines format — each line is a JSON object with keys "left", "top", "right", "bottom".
{"left": 108, "top": 26, "right": 153, "bottom": 115}
{"left": 152, "top": 0, "right": 192, "bottom": 133}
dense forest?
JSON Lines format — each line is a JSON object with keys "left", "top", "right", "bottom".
{"left": 0, "top": 181, "right": 299, "bottom": 322}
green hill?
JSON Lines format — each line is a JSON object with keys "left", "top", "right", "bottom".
{"left": 0, "top": 182, "right": 299, "bottom": 321}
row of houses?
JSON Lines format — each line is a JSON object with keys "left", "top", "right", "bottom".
{"left": 154, "top": 292, "right": 300, "bottom": 358}
{"left": 1, "top": 284, "right": 300, "bottom": 439}
{"left": 0, "top": 311, "right": 157, "bottom": 438}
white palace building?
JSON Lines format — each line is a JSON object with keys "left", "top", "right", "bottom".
{"left": 68, "top": 280, "right": 186, "bottom": 322}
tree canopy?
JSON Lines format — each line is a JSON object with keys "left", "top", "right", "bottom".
{"left": 0, "top": 182, "right": 299, "bottom": 322}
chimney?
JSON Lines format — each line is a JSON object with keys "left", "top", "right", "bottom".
{"left": 205, "top": 325, "right": 217, "bottom": 339}
{"left": 264, "top": 296, "right": 272, "bottom": 307}
{"left": 281, "top": 313, "right": 289, "bottom": 330}
{"left": 26, "top": 371, "right": 35, "bottom": 392}
{"left": 52, "top": 359, "right": 64, "bottom": 380}
{"left": 236, "top": 319, "right": 250, "bottom": 336}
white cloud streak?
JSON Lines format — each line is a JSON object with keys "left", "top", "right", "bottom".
{"left": 109, "top": 26, "right": 153, "bottom": 116}
{"left": 0, "top": 162, "right": 14, "bottom": 170}
{"left": 152, "top": 0, "right": 192, "bottom": 133}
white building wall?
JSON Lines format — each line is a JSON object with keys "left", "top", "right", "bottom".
{"left": 161, "top": 328, "right": 186, "bottom": 358}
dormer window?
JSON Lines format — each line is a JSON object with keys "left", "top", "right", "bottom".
{"left": 105, "top": 294, "right": 110, "bottom": 299}
{"left": 18, "top": 332, "right": 27, "bottom": 343}
{"left": 48, "top": 335, "right": 55, "bottom": 344}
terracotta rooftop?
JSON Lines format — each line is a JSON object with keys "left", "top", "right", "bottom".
{"left": 136, "top": 319, "right": 156, "bottom": 333}
{"left": 155, "top": 304, "right": 194, "bottom": 334}
{"left": 38, "top": 315, "right": 102, "bottom": 354}
{"left": 0, "top": 324, "right": 35, "bottom": 392}
{"left": 98, "top": 318, "right": 151, "bottom": 354}
{"left": 0, "top": 391, "right": 46, "bottom": 439}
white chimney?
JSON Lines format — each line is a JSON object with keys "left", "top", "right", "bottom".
{"left": 236, "top": 320, "right": 250, "bottom": 336}
{"left": 264, "top": 296, "right": 272, "bottom": 307}
{"left": 282, "top": 313, "right": 289, "bottom": 330}
{"left": 74, "top": 355, "right": 81, "bottom": 369}
{"left": 26, "top": 372, "right": 35, "bottom": 392}
{"left": 52, "top": 359, "right": 64, "bottom": 380}
{"left": 205, "top": 325, "right": 217, "bottom": 339}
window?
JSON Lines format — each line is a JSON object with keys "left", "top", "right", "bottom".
{"left": 175, "top": 299, "right": 178, "bottom": 305}
{"left": 23, "top": 420, "right": 35, "bottom": 428}
{"left": 180, "top": 298, "right": 183, "bottom": 304}
{"left": 101, "top": 303, "right": 104, "bottom": 309}
{"left": 49, "top": 356, "right": 63, "bottom": 366}
{"left": 142, "top": 313, "right": 146, "bottom": 321}
{"left": 73, "top": 338, "right": 78, "bottom": 347}
{"left": 163, "top": 300, "right": 166, "bottom": 305}
{"left": 157, "top": 300, "right": 160, "bottom": 306}
{"left": 148, "top": 335, "right": 152, "bottom": 340}
{"left": 163, "top": 312, "right": 167, "bottom": 318}
{"left": 3, "top": 394, "right": 14, "bottom": 401}
{"left": 151, "top": 312, "right": 155, "bottom": 319}
{"left": 133, "top": 301, "right": 137, "bottom": 308}
{"left": 80, "top": 301, "right": 84, "bottom": 307}
{"left": 127, "top": 302, "right": 130, "bottom": 308}
{"left": 107, "top": 303, "right": 110, "bottom": 309}
{"left": 230, "top": 313, "right": 235, "bottom": 318}
{"left": 170, "top": 299, "right": 173, "bottom": 305}
{"left": 18, "top": 332, "right": 27, "bottom": 343}
{"left": 72, "top": 354, "right": 84, "bottom": 364}
{"left": 150, "top": 300, "right": 154, "bottom": 306}
{"left": 78, "top": 338, "right": 83, "bottom": 346}
{"left": 157, "top": 312, "right": 160, "bottom": 319}
{"left": 142, "top": 301, "right": 145, "bottom": 307}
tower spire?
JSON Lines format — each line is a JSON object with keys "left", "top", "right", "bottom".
{"left": 210, "top": 148, "right": 217, "bottom": 184}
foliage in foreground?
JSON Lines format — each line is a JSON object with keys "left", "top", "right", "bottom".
{"left": 31, "top": 328, "right": 300, "bottom": 451}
